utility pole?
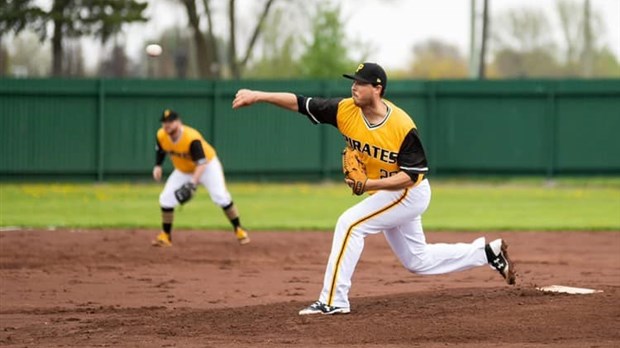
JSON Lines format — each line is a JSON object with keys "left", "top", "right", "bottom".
{"left": 469, "top": 0, "right": 478, "bottom": 78}
{"left": 478, "top": 0, "right": 489, "bottom": 79}
{"left": 583, "top": 0, "right": 593, "bottom": 77}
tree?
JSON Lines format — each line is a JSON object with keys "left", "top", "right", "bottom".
{"left": 180, "top": 0, "right": 218, "bottom": 78}
{"left": 243, "top": 7, "right": 302, "bottom": 78}
{"left": 490, "top": 6, "right": 561, "bottom": 77}
{"left": 556, "top": 0, "right": 618, "bottom": 77}
{"left": 61, "top": 38, "right": 85, "bottom": 77}
{"left": 177, "top": 0, "right": 276, "bottom": 79}
{"left": 148, "top": 27, "right": 196, "bottom": 78}
{"left": 3, "top": 30, "right": 52, "bottom": 77}
{"left": 298, "top": 2, "right": 357, "bottom": 78}
{"left": 243, "top": 1, "right": 369, "bottom": 79}
{"left": 408, "top": 39, "right": 468, "bottom": 79}
{"left": 228, "top": 0, "right": 277, "bottom": 78}
{"left": 0, "top": 0, "right": 47, "bottom": 38}
{"left": 0, "top": 0, "right": 148, "bottom": 76}
{"left": 493, "top": 48, "right": 561, "bottom": 78}
{"left": 100, "top": 42, "right": 129, "bottom": 77}
{"left": 492, "top": 7, "right": 557, "bottom": 55}
{"left": 0, "top": 36, "right": 8, "bottom": 76}
{"left": 478, "top": 0, "right": 489, "bottom": 79}
{"left": 489, "top": 1, "right": 619, "bottom": 78}
{"left": 557, "top": 0, "right": 586, "bottom": 70}
{"left": 590, "top": 47, "right": 620, "bottom": 77}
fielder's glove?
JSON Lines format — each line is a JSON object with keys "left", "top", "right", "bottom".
{"left": 342, "top": 147, "right": 367, "bottom": 196}
{"left": 174, "top": 182, "right": 196, "bottom": 204}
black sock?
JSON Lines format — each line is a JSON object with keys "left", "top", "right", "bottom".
{"left": 163, "top": 223, "right": 172, "bottom": 234}
{"left": 230, "top": 217, "right": 241, "bottom": 229}
{"left": 161, "top": 207, "right": 174, "bottom": 237}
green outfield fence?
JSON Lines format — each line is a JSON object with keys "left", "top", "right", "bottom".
{"left": 1, "top": 78, "right": 619, "bottom": 181}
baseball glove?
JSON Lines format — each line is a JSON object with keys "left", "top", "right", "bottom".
{"left": 342, "top": 147, "right": 367, "bottom": 195}
{"left": 174, "top": 182, "right": 196, "bottom": 204}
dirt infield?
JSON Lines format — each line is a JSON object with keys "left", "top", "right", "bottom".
{"left": 1, "top": 229, "right": 619, "bottom": 347}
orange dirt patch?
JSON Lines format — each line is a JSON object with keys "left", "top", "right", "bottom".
{"left": 1, "top": 230, "right": 619, "bottom": 347}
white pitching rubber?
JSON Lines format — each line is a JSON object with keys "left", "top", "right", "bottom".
{"left": 537, "top": 285, "right": 603, "bottom": 294}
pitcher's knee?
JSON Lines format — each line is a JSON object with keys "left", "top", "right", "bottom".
{"left": 403, "top": 253, "right": 434, "bottom": 273}
{"left": 335, "top": 213, "right": 356, "bottom": 232}
{"left": 338, "top": 206, "right": 361, "bottom": 225}
{"left": 212, "top": 196, "right": 231, "bottom": 208}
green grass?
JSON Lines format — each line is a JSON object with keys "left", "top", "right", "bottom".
{"left": 1, "top": 178, "right": 619, "bottom": 231}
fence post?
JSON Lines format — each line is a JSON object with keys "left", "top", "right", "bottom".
{"left": 97, "top": 78, "right": 106, "bottom": 181}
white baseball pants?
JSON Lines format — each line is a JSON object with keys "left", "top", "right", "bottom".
{"left": 159, "top": 157, "right": 232, "bottom": 208}
{"left": 319, "top": 179, "right": 489, "bottom": 308}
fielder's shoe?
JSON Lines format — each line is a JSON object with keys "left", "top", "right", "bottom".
{"left": 152, "top": 231, "right": 172, "bottom": 247}
{"left": 298, "top": 301, "right": 350, "bottom": 316}
{"left": 235, "top": 227, "right": 251, "bottom": 245}
{"left": 485, "top": 239, "right": 516, "bottom": 285}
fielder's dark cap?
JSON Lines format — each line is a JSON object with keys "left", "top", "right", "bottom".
{"left": 160, "top": 109, "right": 179, "bottom": 122}
{"left": 343, "top": 62, "right": 387, "bottom": 88}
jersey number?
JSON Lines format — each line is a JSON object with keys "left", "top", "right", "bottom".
{"left": 380, "top": 169, "right": 399, "bottom": 178}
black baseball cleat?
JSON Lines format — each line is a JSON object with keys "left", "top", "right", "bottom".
{"left": 485, "top": 239, "right": 516, "bottom": 285}
{"left": 298, "top": 301, "right": 350, "bottom": 315}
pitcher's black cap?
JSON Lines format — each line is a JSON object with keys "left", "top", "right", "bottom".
{"left": 160, "top": 109, "right": 179, "bottom": 122}
{"left": 343, "top": 62, "right": 387, "bottom": 88}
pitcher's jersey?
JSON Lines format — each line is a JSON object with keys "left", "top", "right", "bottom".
{"left": 156, "top": 126, "right": 216, "bottom": 173}
{"left": 297, "top": 97, "right": 428, "bottom": 183}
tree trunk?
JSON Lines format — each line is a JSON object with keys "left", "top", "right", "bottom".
{"left": 202, "top": 0, "right": 220, "bottom": 77}
{"left": 228, "top": 0, "right": 276, "bottom": 79}
{"left": 51, "top": 22, "right": 63, "bottom": 76}
{"left": 0, "top": 36, "right": 7, "bottom": 75}
{"left": 239, "top": 0, "right": 276, "bottom": 68}
{"left": 182, "top": 0, "right": 213, "bottom": 78}
{"left": 228, "top": 0, "right": 239, "bottom": 79}
{"left": 51, "top": 0, "right": 68, "bottom": 76}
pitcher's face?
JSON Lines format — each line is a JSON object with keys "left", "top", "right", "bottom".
{"left": 351, "top": 80, "right": 380, "bottom": 107}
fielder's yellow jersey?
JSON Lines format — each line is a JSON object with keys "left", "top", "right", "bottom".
{"left": 297, "top": 96, "right": 428, "bottom": 183}
{"left": 156, "top": 126, "right": 216, "bottom": 173}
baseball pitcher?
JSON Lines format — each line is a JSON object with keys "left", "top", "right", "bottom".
{"left": 232, "top": 62, "right": 516, "bottom": 315}
{"left": 152, "top": 109, "right": 250, "bottom": 247}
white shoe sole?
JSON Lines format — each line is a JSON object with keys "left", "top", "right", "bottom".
{"left": 298, "top": 309, "right": 323, "bottom": 316}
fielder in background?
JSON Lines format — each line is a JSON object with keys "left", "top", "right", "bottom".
{"left": 232, "top": 62, "right": 516, "bottom": 316}
{"left": 152, "top": 109, "right": 250, "bottom": 247}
